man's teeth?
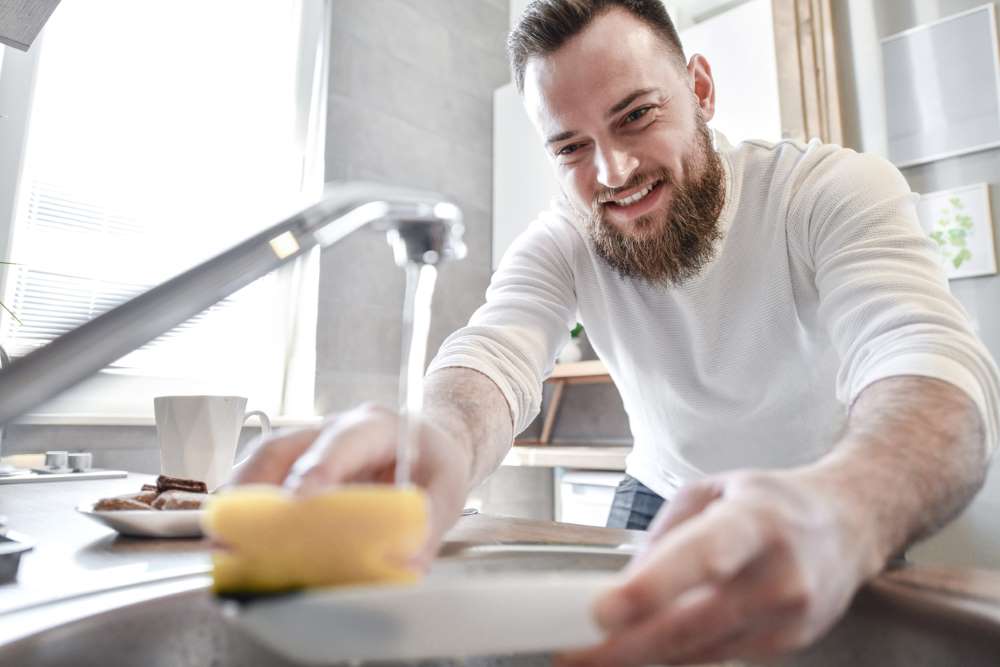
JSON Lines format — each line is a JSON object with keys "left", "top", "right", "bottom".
{"left": 612, "top": 181, "right": 657, "bottom": 206}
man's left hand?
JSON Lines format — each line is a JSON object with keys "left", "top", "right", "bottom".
{"left": 556, "top": 469, "right": 880, "bottom": 666}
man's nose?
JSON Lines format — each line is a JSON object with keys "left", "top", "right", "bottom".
{"left": 595, "top": 145, "right": 638, "bottom": 189}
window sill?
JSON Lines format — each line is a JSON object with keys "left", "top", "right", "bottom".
{"left": 13, "top": 414, "right": 325, "bottom": 428}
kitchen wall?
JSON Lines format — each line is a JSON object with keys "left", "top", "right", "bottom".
{"left": 833, "top": 0, "right": 1000, "bottom": 569}
{"left": 316, "top": 0, "right": 507, "bottom": 412}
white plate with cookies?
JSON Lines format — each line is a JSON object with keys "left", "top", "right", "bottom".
{"left": 77, "top": 476, "right": 209, "bottom": 538}
{"left": 77, "top": 503, "right": 205, "bottom": 538}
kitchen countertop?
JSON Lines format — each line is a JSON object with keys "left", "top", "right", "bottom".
{"left": 0, "top": 474, "right": 643, "bottom": 617}
{"left": 3, "top": 474, "right": 1000, "bottom": 635}
{"left": 0, "top": 474, "right": 210, "bottom": 615}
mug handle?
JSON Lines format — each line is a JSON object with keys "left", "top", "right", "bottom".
{"left": 234, "top": 410, "right": 272, "bottom": 467}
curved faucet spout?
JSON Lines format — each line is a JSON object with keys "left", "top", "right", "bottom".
{"left": 0, "top": 182, "right": 464, "bottom": 427}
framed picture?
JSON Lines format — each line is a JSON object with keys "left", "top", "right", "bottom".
{"left": 916, "top": 183, "right": 997, "bottom": 280}
{"left": 881, "top": 4, "right": 1000, "bottom": 168}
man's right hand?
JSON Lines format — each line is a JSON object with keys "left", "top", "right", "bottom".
{"left": 231, "top": 402, "right": 475, "bottom": 567}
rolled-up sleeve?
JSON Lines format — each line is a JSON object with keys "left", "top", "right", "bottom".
{"left": 427, "top": 212, "right": 579, "bottom": 435}
{"left": 791, "top": 149, "right": 1000, "bottom": 453}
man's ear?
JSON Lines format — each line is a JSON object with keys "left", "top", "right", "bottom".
{"left": 687, "top": 54, "right": 716, "bottom": 123}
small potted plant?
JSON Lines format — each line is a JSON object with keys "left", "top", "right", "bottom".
{"left": 558, "top": 322, "right": 585, "bottom": 364}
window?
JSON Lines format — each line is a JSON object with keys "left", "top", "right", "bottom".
{"left": 0, "top": 0, "right": 329, "bottom": 418}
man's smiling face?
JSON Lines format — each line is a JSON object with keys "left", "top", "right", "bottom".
{"left": 522, "top": 8, "right": 726, "bottom": 286}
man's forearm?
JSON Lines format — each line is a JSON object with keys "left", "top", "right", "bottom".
{"left": 423, "top": 366, "right": 515, "bottom": 489}
{"left": 802, "top": 375, "right": 989, "bottom": 577}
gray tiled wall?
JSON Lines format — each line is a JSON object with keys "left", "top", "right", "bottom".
{"left": 316, "top": 0, "right": 510, "bottom": 414}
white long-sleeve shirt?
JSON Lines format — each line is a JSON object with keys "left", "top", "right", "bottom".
{"left": 428, "top": 134, "right": 1000, "bottom": 500}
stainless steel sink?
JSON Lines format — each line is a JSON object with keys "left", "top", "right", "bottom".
{"left": 1, "top": 545, "right": 998, "bottom": 666}
{"left": 0, "top": 544, "right": 629, "bottom": 667}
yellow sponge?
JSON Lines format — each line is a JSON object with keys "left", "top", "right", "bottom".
{"left": 203, "top": 484, "right": 429, "bottom": 595}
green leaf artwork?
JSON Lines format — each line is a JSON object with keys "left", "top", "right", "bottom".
{"left": 931, "top": 195, "right": 976, "bottom": 269}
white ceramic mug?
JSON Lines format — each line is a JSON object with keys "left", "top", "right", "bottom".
{"left": 154, "top": 395, "right": 271, "bottom": 491}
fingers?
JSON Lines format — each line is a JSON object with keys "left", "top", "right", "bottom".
{"left": 665, "top": 590, "right": 809, "bottom": 666}
{"left": 227, "top": 403, "right": 467, "bottom": 569}
{"left": 556, "top": 589, "right": 753, "bottom": 667}
{"left": 564, "top": 471, "right": 862, "bottom": 667}
{"left": 230, "top": 427, "right": 320, "bottom": 485}
{"left": 623, "top": 479, "right": 725, "bottom": 573}
{"left": 411, "top": 461, "right": 469, "bottom": 566}
{"left": 285, "top": 405, "right": 400, "bottom": 495}
{"left": 559, "top": 542, "right": 795, "bottom": 667}
{"left": 229, "top": 404, "right": 401, "bottom": 491}
{"left": 594, "top": 500, "right": 767, "bottom": 634}
{"left": 645, "top": 478, "right": 724, "bottom": 541}
{"left": 668, "top": 623, "right": 789, "bottom": 665}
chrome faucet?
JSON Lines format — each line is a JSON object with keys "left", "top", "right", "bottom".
{"left": 0, "top": 182, "right": 465, "bottom": 426}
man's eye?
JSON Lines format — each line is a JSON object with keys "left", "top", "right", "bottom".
{"left": 558, "top": 143, "right": 582, "bottom": 156}
{"left": 623, "top": 106, "right": 652, "bottom": 125}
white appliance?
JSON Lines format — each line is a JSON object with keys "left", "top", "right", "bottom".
{"left": 556, "top": 470, "right": 626, "bottom": 527}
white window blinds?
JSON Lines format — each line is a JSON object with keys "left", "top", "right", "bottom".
{"left": 0, "top": 0, "right": 327, "bottom": 416}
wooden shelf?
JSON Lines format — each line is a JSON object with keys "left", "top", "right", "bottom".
{"left": 503, "top": 445, "right": 629, "bottom": 471}
{"left": 516, "top": 360, "right": 614, "bottom": 446}
{"left": 548, "top": 360, "right": 610, "bottom": 382}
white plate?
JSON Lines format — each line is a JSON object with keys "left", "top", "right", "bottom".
{"left": 76, "top": 503, "right": 204, "bottom": 538}
{"left": 225, "top": 571, "right": 615, "bottom": 664}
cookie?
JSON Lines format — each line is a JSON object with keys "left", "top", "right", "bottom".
{"left": 136, "top": 490, "right": 159, "bottom": 505}
{"left": 94, "top": 495, "right": 154, "bottom": 511}
{"left": 151, "top": 489, "right": 208, "bottom": 510}
{"left": 156, "top": 475, "right": 208, "bottom": 494}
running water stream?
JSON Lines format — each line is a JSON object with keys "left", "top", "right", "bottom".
{"left": 395, "top": 261, "right": 438, "bottom": 487}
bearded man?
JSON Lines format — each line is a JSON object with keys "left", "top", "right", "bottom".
{"left": 237, "top": 0, "right": 1000, "bottom": 664}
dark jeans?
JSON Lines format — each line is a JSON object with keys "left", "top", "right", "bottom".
{"left": 606, "top": 474, "right": 666, "bottom": 530}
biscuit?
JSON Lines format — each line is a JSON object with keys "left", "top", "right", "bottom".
{"left": 151, "top": 489, "right": 208, "bottom": 510}
{"left": 136, "top": 490, "right": 158, "bottom": 505}
{"left": 156, "top": 475, "right": 208, "bottom": 494}
{"left": 94, "top": 495, "right": 154, "bottom": 511}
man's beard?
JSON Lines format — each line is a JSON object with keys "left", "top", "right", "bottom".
{"left": 586, "top": 119, "right": 726, "bottom": 287}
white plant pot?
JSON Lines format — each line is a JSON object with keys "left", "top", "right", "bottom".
{"left": 558, "top": 339, "right": 583, "bottom": 364}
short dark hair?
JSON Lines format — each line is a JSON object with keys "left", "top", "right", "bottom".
{"left": 507, "top": 0, "right": 687, "bottom": 93}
